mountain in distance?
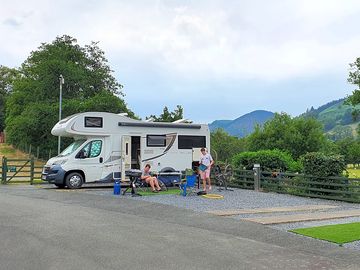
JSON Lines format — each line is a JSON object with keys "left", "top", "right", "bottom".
{"left": 300, "top": 98, "right": 360, "bottom": 140}
{"left": 209, "top": 110, "right": 275, "bottom": 138}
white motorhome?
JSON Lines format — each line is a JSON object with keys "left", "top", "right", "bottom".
{"left": 42, "top": 112, "right": 210, "bottom": 188}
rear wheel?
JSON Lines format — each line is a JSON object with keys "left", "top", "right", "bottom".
{"left": 65, "top": 172, "right": 84, "bottom": 189}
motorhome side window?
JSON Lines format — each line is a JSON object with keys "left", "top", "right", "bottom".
{"left": 147, "top": 135, "right": 166, "bottom": 147}
{"left": 84, "top": 117, "right": 103, "bottom": 128}
{"left": 178, "top": 135, "right": 206, "bottom": 149}
{"left": 76, "top": 140, "right": 102, "bottom": 158}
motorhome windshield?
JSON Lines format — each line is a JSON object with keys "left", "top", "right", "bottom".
{"left": 58, "top": 139, "right": 86, "bottom": 157}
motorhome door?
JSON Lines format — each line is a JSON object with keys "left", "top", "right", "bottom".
{"left": 122, "top": 136, "right": 131, "bottom": 171}
{"left": 75, "top": 139, "right": 104, "bottom": 182}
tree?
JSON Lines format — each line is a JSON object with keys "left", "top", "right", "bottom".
{"left": 246, "top": 113, "right": 327, "bottom": 159}
{"left": 347, "top": 57, "right": 360, "bottom": 120}
{"left": 0, "top": 66, "right": 19, "bottom": 131}
{"left": 147, "top": 105, "right": 184, "bottom": 122}
{"left": 210, "top": 129, "right": 246, "bottom": 162}
{"left": 5, "top": 35, "right": 134, "bottom": 157}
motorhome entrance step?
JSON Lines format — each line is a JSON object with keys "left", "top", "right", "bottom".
{"left": 241, "top": 209, "right": 360, "bottom": 224}
{"left": 207, "top": 205, "right": 338, "bottom": 216}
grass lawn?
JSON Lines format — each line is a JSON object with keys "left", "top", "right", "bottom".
{"left": 290, "top": 222, "right": 360, "bottom": 244}
{"left": 137, "top": 188, "right": 181, "bottom": 196}
{"left": 347, "top": 168, "right": 360, "bottom": 179}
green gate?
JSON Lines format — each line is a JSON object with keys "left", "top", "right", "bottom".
{"left": 1, "top": 157, "right": 45, "bottom": 185}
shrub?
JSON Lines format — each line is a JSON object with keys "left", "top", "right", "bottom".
{"left": 301, "top": 152, "right": 348, "bottom": 198}
{"left": 301, "top": 152, "right": 346, "bottom": 177}
{"left": 232, "top": 149, "right": 301, "bottom": 172}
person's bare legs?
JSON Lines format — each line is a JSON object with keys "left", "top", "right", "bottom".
{"left": 145, "top": 178, "right": 156, "bottom": 191}
{"left": 198, "top": 170, "right": 205, "bottom": 191}
{"left": 202, "top": 177, "right": 207, "bottom": 191}
{"left": 153, "top": 177, "right": 161, "bottom": 191}
{"left": 207, "top": 177, "right": 212, "bottom": 191}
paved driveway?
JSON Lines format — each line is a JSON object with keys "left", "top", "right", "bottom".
{"left": 0, "top": 185, "right": 359, "bottom": 270}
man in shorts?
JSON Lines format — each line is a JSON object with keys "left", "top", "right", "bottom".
{"left": 141, "top": 164, "right": 162, "bottom": 192}
{"left": 199, "top": 148, "right": 214, "bottom": 192}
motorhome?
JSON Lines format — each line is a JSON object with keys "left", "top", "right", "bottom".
{"left": 42, "top": 112, "right": 210, "bottom": 188}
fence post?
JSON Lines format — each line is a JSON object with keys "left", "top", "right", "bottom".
{"left": 253, "top": 164, "right": 261, "bottom": 191}
{"left": 2, "top": 157, "right": 7, "bottom": 184}
{"left": 30, "top": 157, "right": 34, "bottom": 185}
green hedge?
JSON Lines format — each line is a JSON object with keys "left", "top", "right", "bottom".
{"left": 302, "top": 152, "right": 346, "bottom": 177}
{"left": 232, "top": 149, "right": 301, "bottom": 172}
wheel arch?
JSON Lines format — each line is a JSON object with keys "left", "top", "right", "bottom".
{"left": 64, "top": 170, "right": 86, "bottom": 183}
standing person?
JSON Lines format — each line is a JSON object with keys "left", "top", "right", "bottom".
{"left": 141, "top": 164, "right": 162, "bottom": 192}
{"left": 199, "top": 148, "right": 214, "bottom": 192}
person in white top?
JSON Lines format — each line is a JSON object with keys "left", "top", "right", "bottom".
{"left": 199, "top": 148, "right": 214, "bottom": 192}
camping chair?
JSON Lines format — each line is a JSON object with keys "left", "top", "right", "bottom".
{"left": 179, "top": 174, "right": 198, "bottom": 196}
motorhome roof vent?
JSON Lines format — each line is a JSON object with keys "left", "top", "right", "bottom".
{"left": 145, "top": 117, "right": 155, "bottom": 122}
{"left": 172, "top": 119, "right": 193, "bottom": 124}
{"left": 118, "top": 113, "right": 128, "bottom": 116}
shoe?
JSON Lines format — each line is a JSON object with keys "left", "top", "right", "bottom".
{"left": 152, "top": 190, "right": 159, "bottom": 193}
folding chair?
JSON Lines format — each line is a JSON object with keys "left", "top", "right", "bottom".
{"left": 179, "top": 174, "right": 198, "bottom": 196}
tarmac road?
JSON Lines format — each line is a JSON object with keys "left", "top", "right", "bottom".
{"left": 0, "top": 185, "right": 359, "bottom": 270}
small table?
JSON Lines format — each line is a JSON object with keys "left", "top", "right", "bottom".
{"left": 122, "top": 169, "right": 142, "bottom": 196}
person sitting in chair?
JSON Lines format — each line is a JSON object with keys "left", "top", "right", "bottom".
{"left": 141, "top": 164, "right": 162, "bottom": 193}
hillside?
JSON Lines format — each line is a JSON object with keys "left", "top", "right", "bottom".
{"left": 301, "top": 98, "right": 360, "bottom": 140}
{"left": 209, "top": 110, "right": 275, "bottom": 137}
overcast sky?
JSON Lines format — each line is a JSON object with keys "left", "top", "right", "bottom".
{"left": 1, "top": 0, "right": 360, "bottom": 123}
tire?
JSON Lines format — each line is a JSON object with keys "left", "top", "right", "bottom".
{"left": 54, "top": 183, "right": 65, "bottom": 189}
{"left": 159, "top": 167, "right": 175, "bottom": 173}
{"left": 158, "top": 179, "right": 168, "bottom": 191}
{"left": 65, "top": 172, "right": 84, "bottom": 189}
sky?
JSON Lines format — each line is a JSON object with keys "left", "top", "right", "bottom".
{"left": 1, "top": 0, "right": 360, "bottom": 123}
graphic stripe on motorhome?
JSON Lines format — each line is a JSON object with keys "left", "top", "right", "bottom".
{"left": 142, "top": 153, "right": 167, "bottom": 162}
{"left": 118, "top": 122, "right": 201, "bottom": 129}
{"left": 142, "top": 133, "right": 177, "bottom": 162}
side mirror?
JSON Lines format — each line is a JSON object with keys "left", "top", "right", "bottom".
{"left": 76, "top": 149, "right": 87, "bottom": 159}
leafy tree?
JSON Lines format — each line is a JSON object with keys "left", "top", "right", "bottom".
{"left": 347, "top": 57, "right": 360, "bottom": 120}
{"left": 0, "top": 66, "right": 19, "bottom": 131}
{"left": 210, "top": 129, "right": 246, "bottom": 162}
{"left": 5, "top": 35, "right": 134, "bottom": 157}
{"left": 246, "top": 113, "right": 327, "bottom": 159}
{"left": 147, "top": 105, "right": 184, "bottom": 122}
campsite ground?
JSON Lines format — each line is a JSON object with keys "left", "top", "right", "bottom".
{"left": 1, "top": 184, "right": 360, "bottom": 270}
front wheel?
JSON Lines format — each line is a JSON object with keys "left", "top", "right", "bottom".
{"left": 65, "top": 172, "right": 84, "bottom": 189}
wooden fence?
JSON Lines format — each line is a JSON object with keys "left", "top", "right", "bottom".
{"left": 224, "top": 167, "right": 360, "bottom": 203}
{"left": 1, "top": 157, "right": 45, "bottom": 185}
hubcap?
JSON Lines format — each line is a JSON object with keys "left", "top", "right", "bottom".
{"left": 69, "top": 175, "right": 81, "bottom": 187}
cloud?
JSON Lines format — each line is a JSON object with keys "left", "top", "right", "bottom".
{"left": 2, "top": 0, "right": 360, "bottom": 80}
{"left": 2, "top": 18, "right": 22, "bottom": 27}
{"left": 1, "top": 0, "right": 360, "bottom": 121}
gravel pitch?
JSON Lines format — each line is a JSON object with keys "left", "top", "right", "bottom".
{"left": 80, "top": 186, "right": 360, "bottom": 250}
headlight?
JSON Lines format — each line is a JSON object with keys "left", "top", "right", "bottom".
{"left": 52, "top": 159, "right": 68, "bottom": 165}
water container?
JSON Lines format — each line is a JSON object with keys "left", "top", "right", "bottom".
{"left": 114, "top": 181, "right": 121, "bottom": 195}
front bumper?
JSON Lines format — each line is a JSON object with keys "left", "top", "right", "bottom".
{"left": 41, "top": 165, "right": 66, "bottom": 185}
